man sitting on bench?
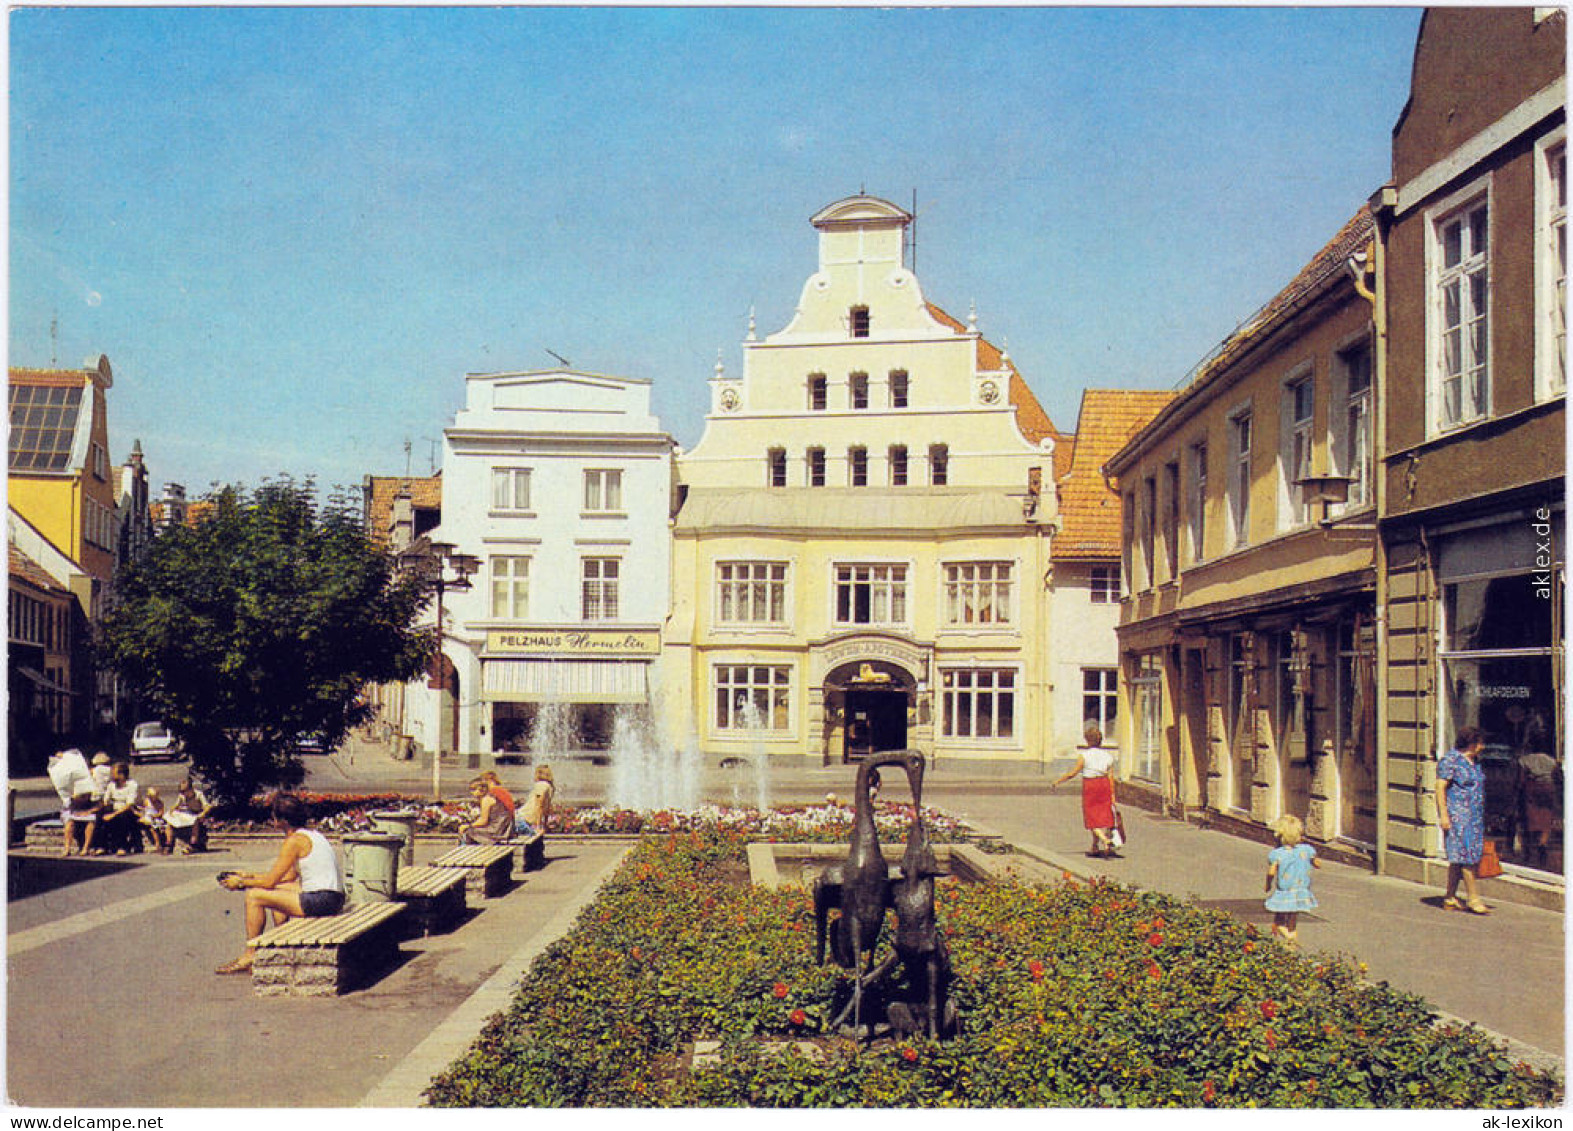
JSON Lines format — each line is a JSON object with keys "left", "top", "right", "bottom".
{"left": 215, "top": 793, "right": 346, "bottom": 975}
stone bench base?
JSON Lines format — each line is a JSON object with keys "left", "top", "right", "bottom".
{"left": 249, "top": 902, "right": 406, "bottom": 997}
{"left": 430, "top": 845, "right": 515, "bottom": 899}
{"left": 394, "top": 865, "right": 467, "bottom": 935}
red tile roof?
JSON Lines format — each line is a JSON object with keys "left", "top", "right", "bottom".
{"left": 1054, "top": 389, "right": 1176, "bottom": 560}
{"left": 9, "top": 544, "right": 66, "bottom": 594}
{"left": 924, "top": 303, "right": 1066, "bottom": 465}
{"left": 1107, "top": 207, "right": 1375, "bottom": 473}
{"left": 364, "top": 474, "right": 442, "bottom": 545}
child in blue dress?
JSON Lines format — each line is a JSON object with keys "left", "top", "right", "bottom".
{"left": 1264, "top": 814, "right": 1319, "bottom": 944}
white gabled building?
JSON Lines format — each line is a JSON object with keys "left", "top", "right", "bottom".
{"left": 414, "top": 367, "right": 675, "bottom": 763}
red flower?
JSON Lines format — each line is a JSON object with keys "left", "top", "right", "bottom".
{"left": 789, "top": 1009, "right": 807, "bottom": 1026}
{"left": 1146, "top": 962, "right": 1162, "bottom": 980}
{"left": 1028, "top": 959, "right": 1045, "bottom": 981}
{"left": 900, "top": 1046, "right": 919, "bottom": 1062}
{"left": 1264, "top": 1028, "right": 1279, "bottom": 1049}
{"left": 1243, "top": 941, "right": 1255, "bottom": 953}
{"left": 1151, "top": 917, "right": 1166, "bottom": 932}
{"left": 1203, "top": 1080, "right": 1216, "bottom": 1104}
{"left": 1147, "top": 933, "right": 1164, "bottom": 947}
{"left": 1104, "top": 969, "right": 1118, "bottom": 981}
{"left": 772, "top": 982, "right": 789, "bottom": 999}
{"left": 1258, "top": 999, "right": 1277, "bottom": 1021}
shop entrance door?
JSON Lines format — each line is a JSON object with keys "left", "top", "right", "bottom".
{"left": 844, "top": 688, "right": 907, "bottom": 762}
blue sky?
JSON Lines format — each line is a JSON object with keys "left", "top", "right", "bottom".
{"left": 10, "top": 6, "right": 1423, "bottom": 495}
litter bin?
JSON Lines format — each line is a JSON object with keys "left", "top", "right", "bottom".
{"left": 370, "top": 810, "right": 417, "bottom": 867}
{"left": 343, "top": 832, "right": 403, "bottom": 904}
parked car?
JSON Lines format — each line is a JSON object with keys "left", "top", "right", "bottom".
{"left": 130, "top": 721, "right": 183, "bottom": 763}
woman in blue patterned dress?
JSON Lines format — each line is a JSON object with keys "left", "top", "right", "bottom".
{"left": 1436, "top": 725, "right": 1491, "bottom": 914}
{"left": 1264, "top": 814, "right": 1319, "bottom": 944}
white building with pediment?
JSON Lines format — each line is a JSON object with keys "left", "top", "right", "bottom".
{"left": 665, "top": 194, "right": 1069, "bottom": 768}
{"left": 416, "top": 367, "right": 674, "bottom": 761}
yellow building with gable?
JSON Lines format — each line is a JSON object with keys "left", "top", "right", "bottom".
{"left": 664, "top": 195, "right": 1066, "bottom": 768}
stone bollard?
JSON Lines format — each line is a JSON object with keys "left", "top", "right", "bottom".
{"left": 370, "top": 811, "right": 417, "bottom": 867}
{"left": 343, "top": 832, "right": 403, "bottom": 905}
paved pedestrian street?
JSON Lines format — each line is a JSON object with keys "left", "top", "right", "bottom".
{"left": 5, "top": 760, "right": 1564, "bottom": 1111}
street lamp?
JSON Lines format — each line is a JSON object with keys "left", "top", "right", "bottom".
{"left": 413, "top": 540, "right": 480, "bottom": 802}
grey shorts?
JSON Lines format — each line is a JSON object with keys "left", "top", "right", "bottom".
{"left": 299, "top": 889, "right": 345, "bottom": 917}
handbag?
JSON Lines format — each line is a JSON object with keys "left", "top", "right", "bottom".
{"left": 1477, "top": 838, "right": 1504, "bottom": 878}
{"left": 1110, "top": 809, "right": 1127, "bottom": 849}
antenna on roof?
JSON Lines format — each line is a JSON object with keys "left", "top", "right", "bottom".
{"left": 49, "top": 314, "right": 58, "bottom": 366}
{"left": 545, "top": 348, "right": 572, "bottom": 367}
{"left": 910, "top": 188, "right": 918, "bottom": 273}
{"left": 429, "top": 439, "right": 438, "bottom": 475}
{"left": 403, "top": 439, "right": 412, "bottom": 479}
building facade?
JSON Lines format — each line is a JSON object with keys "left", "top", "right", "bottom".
{"left": 1048, "top": 389, "right": 1174, "bottom": 762}
{"left": 1376, "top": 7, "right": 1565, "bottom": 888}
{"left": 665, "top": 195, "right": 1063, "bottom": 767}
{"left": 1107, "top": 208, "right": 1381, "bottom": 850}
{"left": 8, "top": 356, "right": 122, "bottom": 746}
{"left": 413, "top": 368, "right": 674, "bottom": 762}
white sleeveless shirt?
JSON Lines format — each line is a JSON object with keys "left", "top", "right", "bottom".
{"left": 296, "top": 828, "right": 344, "bottom": 894}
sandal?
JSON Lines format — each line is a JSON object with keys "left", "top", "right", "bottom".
{"left": 214, "top": 959, "right": 253, "bottom": 975}
{"left": 1465, "top": 900, "right": 1492, "bottom": 915}
{"left": 1440, "top": 897, "right": 1464, "bottom": 912}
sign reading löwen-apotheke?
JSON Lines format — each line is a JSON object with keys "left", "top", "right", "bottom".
{"left": 486, "top": 628, "right": 661, "bottom": 656}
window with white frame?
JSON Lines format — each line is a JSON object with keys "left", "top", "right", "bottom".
{"left": 580, "top": 557, "right": 620, "bottom": 621}
{"left": 716, "top": 561, "right": 787, "bottom": 625}
{"left": 1430, "top": 190, "right": 1491, "bottom": 431}
{"left": 1336, "top": 341, "right": 1373, "bottom": 510}
{"left": 1163, "top": 461, "right": 1180, "bottom": 580}
{"left": 834, "top": 563, "right": 907, "bottom": 626}
{"left": 583, "top": 469, "right": 623, "bottom": 513}
{"left": 768, "top": 448, "right": 787, "bottom": 488}
{"left": 940, "top": 668, "right": 1015, "bottom": 739}
{"left": 849, "top": 306, "right": 870, "bottom": 339}
{"left": 808, "top": 374, "right": 828, "bottom": 411}
{"left": 714, "top": 664, "right": 791, "bottom": 731}
{"left": 1538, "top": 134, "right": 1567, "bottom": 399}
{"left": 1189, "top": 441, "right": 1208, "bottom": 563}
{"left": 1082, "top": 668, "right": 1118, "bottom": 737}
{"left": 848, "top": 446, "right": 868, "bottom": 486}
{"left": 1090, "top": 564, "right": 1120, "bottom": 603}
{"left": 944, "top": 562, "right": 1013, "bottom": 625}
{"left": 1132, "top": 655, "right": 1162, "bottom": 782}
{"left": 1282, "top": 375, "right": 1314, "bottom": 528}
{"left": 850, "top": 373, "right": 869, "bottom": 409}
{"left": 807, "top": 447, "right": 826, "bottom": 487}
{"left": 890, "top": 370, "right": 909, "bottom": 408}
{"left": 489, "top": 556, "right": 530, "bottom": 620}
{"left": 491, "top": 467, "right": 532, "bottom": 512}
{"left": 889, "top": 445, "right": 908, "bottom": 486}
{"left": 1229, "top": 409, "right": 1252, "bottom": 547}
{"left": 929, "top": 444, "right": 949, "bottom": 485}
{"left": 1141, "top": 476, "right": 1157, "bottom": 588}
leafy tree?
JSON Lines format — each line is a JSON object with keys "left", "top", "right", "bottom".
{"left": 101, "top": 479, "right": 433, "bottom": 806}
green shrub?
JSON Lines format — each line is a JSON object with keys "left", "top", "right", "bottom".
{"left": 424, "top": 830, "right": 1561, "bottom": 1108}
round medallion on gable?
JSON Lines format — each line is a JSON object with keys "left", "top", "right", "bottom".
{"left": 979, "top": 380, "right": 1001, "bottom": 404}
{"left": 719, "top": 386, "right": 741, "bottom": 412}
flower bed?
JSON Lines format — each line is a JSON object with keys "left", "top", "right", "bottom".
{"left": 425, "top": 830, "right": 1561, "bottom": 1109}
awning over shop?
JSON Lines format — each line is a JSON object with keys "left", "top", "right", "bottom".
{"left": 482, "top": 659, "right": 649, "bottom": 704}
{"left": 12, "top": 666, "right": 74, "bottom": 695}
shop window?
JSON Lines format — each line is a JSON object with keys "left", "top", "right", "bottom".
{"left": 941, "top": 668, "right": 1015, "bottom": 740}
{"left": 715, "top": 664, "right": 791, "bottom": 730}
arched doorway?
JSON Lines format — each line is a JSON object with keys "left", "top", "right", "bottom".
{"left": 825, "top": 660, "right": 911, "bottom": 763}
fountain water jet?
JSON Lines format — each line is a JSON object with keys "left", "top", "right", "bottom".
{"left": 607, "top": 704, "right": 700, "bottom": 811}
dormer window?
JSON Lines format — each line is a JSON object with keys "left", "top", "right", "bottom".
{"left": 850, "top": 306, "right": 870, "bottom": 338}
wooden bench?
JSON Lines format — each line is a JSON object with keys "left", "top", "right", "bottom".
{"left": 430, "top": 844, "right": 515, "bottom": 899}
{"left": 503, "top": 830, "right": 547, "bottom": 873}
{"left": 248, "top": 902, "right": 407, "bottom": 996}
{"left": 394, "top": 865, "right": 468, "bottom": 935}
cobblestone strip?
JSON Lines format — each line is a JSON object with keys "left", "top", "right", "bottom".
{"left": 358, "top": 843, "right": 634, "bottom": 1108}
{"left": 7, "top": 874, "right": 217, "bottom": 956}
